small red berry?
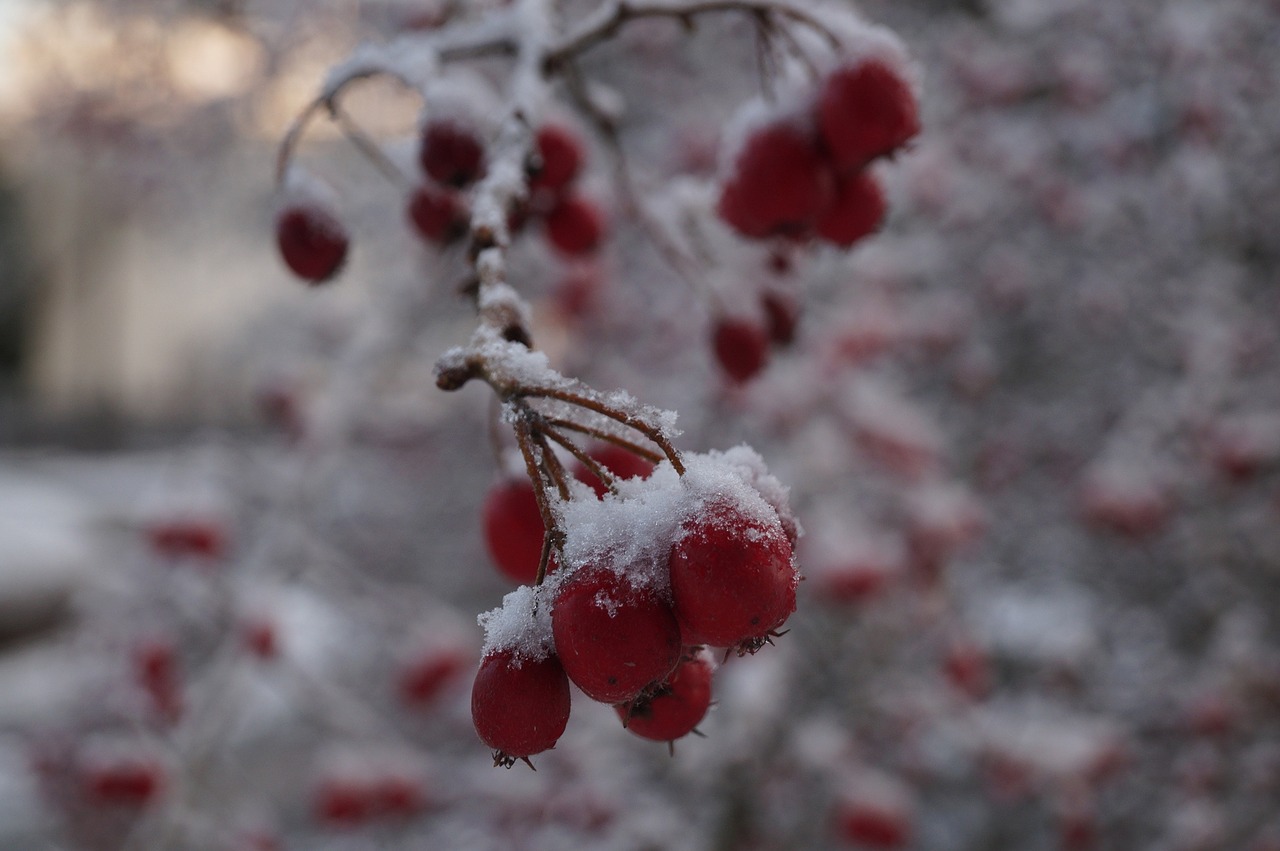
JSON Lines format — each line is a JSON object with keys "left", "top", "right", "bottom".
{"left": 407, "top": 184, "right": 467, "bottom": 244}
{"left": 616, "top": 653, "right": 713, "bottom": 743}
{"left": 818, "top": 58, "right": 920, "bottom": 171}
{"left": 134, "top": 638, "right": 183, "bottom": 723}
{"left": 146, "top": 518, "right": 227, "bottom": 560}
{"left": 276, "top": 203, "right": 349, "bottom": 283}
{"left": 552, "top": 564, "right": 682, "bottom": 704}
{"left": 398, "top": 647, "right": 467, "bottom": 708}
{"left": 571, "top": 444, "right": 656, "bottom": 498}
{"left": 314, "top": 776, "right": 372, "bottom": 826}
{"left": 482, "top": 477, "right": 550, "bottom": 584}
{"left": 241, "top": 618, "right": 279, "bottom": 660}
{"left": 419, "top": 120, "right": 485, "bottom": 187}
{"left": 471, "top": 648, "right": 571, "bottom": 763}
{"left": 834, "top": 798, "right": 911, "bottom": 848}
{"left": 712, "top": 317, "right": 771, "bottom": 384}
{"left": 84, "top": 756, "right": 165, "bottom": 807}
{"left": 718, "top": 122, "right": 830, "bottom": 239}
{"left": 668, "top": 500, "right": 796, "bottom": 648}
{"left": 545, "top": 193, "right": 605, "bottom": 256}
{"left": 816, "top": 171, "right": 886, "bottom": 248}
{"left": 530, "top": 124, "right": 585, "bottom": 198}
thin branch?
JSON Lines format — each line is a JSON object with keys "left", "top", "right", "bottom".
{"left": 518, "top": 387, "right": 685, "bottom": 474}
{"left": 544, "top": 417, "right": 665, "bottom": 463}
{"left": 331, "top": 103, "right": 415, "bottom": 189}
{"left": 542, "top": 426, "right": 620, "bottom": 494}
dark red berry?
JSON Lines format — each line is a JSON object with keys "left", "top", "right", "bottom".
{"left": 616, "top": 654, "right": 713, "bottom": 742}
{"left": 713, "top": 318, "right": 770, "bottom": 384}
{"left": 530, "top": 124, "right": 584, "bottom": 198}
{"left": 545, "top": 194, "right": 605, "bottom": 256}
{"left": 419, "top": 120, "right": 485, "bottom": 187}
{"left": 314, "top": 777, "right": 372, "bottom": 826}
{"left": 83, "top": 757, "right": 165, "bottom": 807}
{"left": 407, "top": 184, "right": 467, "bottom": 244}
{"left": 668, "top": 500, "right": 796, "bottom": 648}
{"left": 552, "top": 564, "right": 682, "bottom": 704}
{"left": 276, "top": 203, "right": 349, "bottom": 283}
{"left": 146, "top": 519, "right": 227, "bottom": 560}
{"left": 134, "top": 638, "right": 183, "bottom": 723}
{"left": 834, "top": 798, "right": 911, "bottom": 848}
{"left": 471, "top": 648, "right": 571, "bottom": 761}
{"left": 816, "top": 170, "right": 886, "bottom": 248}
{"left": 571, "top": 444, "right": 656, "bottom": 498}
{"left": 818, "top": 59, "right": 920, "bottom": 171}
{"left": 717, "top": 122, "right": 830, "bottom": 239}
{"left": 398, "top": 647, "right": 467, "bottom": 707}
{"left": 482, "top": 478, "right": 550, "bottom": 584}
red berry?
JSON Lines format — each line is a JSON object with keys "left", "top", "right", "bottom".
{"left": 717, "top": 122, "right": 830, "bottom": 239}
{"left": 134, "top": 638, "right": 184, "bottom": 723}
{"left": 471, "top": 648, "right": 571, "bottom": 762}
{"left": 84, "top": 757, "right": 165, "bottom": 807}
{"left": 668, "top": 500, "right": 796, "bottom": 648}
{"left": 818, "top": 58, "right": 920, "bottom": 171}
{"left": 530, "top": 124, "right": 584, "bottom": 198}
{"left": 571, "top": 444, "right": 656, "bottom": 498}
{"left": 816, "top": 171, "right": 886, "bottom": 248}
{"left": 419, "top": 120, "right": 485, "bottom": 187}
{"left": 616, "top": 653, "right": 713, "bottom": 742}
{"left": 712, "top": 317, "right": 770, "bottom": 384}
{"left": 761, "top": 290, "right": 801, "bottom": 346}
{"left": 398, "top": 647, "right": 467, "bottom": 708}
{"left": 146, "top": 518, "right": 227, "bottom": 560}
{"left": 315, "top": 776, "right": 372, "bottom": 826}
{"left": 407, "top": 183, "right": 467, "bottom": 244}
{"left": 551, "top": 564, "right": 682, "bottom": 704}
{"left": 276, "top": 203, "right": 349, "bottom": 283}
{"left": 545, "top": 193, "right": 605, "bottom": 256}
{"left": 241, "top": 618, "right": 278, "bottom": 660}
{"left": 835, "top": 798, "right": 911, "bottom": 848}
{"left": 482, "top": 478, "right": 550, "bottom": 584}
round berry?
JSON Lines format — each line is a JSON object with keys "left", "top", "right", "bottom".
{"left": 407, "top": 184, "right": 467, "bottom": 244}
{"left": 713, "top": 317, "right": 770, "bottom": 384}
{"left": 471, "top": 648, "right": 571, "bottom": 761}
{"left": 530, "top": 124, "right": 585, "bottom": 198}
{"left": 275, "top": 203, "right": 349, "bottom": 283}
{"left": 717, "top": 122, "right": 830, "bottom": 239}
{"left": 83, "top": 756, "right": 165, "bottom": 807}
{"left": 668, "top": 500, "right": 796, "bottom": 648}
{"left": 816, "top": 171, "right": 886, "bottom": 248}
{"left": 571, "top": 444, "right": 656, "bottom": 498}
{"left": 482, "top": 477, "right": 550, "bottom": 584}
{"left": 398, "top": 647, "right": 467, "bottom": 708}
{"left": 818, "top": 58, "right": 920, "bottom": 171}
{"left": 552, "top": 564, "right": 682, "bottom": 704}
{"left": 419, "top": 120, "right": 485, "bottom": 187}
{"left": 616, "top": 653, "right": 713, "bottom": 743}
{"left": 545, "top": 193, "right": 605, "bottom": 256}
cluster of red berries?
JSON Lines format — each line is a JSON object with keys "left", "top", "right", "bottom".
{"left": 521, "top": 123, "right": 606, "bottom": 257}
{"left": 472, "top": 456, "right": 799, "bottom": 767}
{"left": 717, "top": 55, "right": 919, "bottom": 246}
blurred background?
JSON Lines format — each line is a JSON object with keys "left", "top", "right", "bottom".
{"left": 2, "top": 0, "right": 1280, "bottom": 849}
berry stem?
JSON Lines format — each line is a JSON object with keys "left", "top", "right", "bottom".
{"left": 541, "top": 426, "right": 621, "bottom": 494}
{"left": 330, "top": 103, "right": 415, "bottom": 190}
{"left": 542, "top": 418, "right": 665, "bottom": 465}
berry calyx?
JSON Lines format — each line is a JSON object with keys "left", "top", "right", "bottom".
{"left": 818, "top": 58, "right": 920, "bottom": 171}
{"left": 275, "top": 203, "right": 349, "bottom": 284}
{"left": 668, "top": 500, "right": 796, "bottom": 648}
{"left": 419, "top": 120, "right": 486, "bottom": 187}
{"left": 551, "top": 564, "right": 682, "bottom": 704}
{"left": 407, "top": 184, "right": 467, "bottom": 244}
{"left": 816, "top": 171, "right": 886, "bottom": 248}
{"left": 471, "top": 648, "right": 571, "bottom": 765}
{"left": 713, "top": 317, "right": 771, "bottom": 384}
{"left": 544, "top": 193, "right": 605, "bottom": 256}
{"left": 529, "top": 124, "right": 585, "bottom": 199}
{"left": 616, "top": 653, "right": 713, "bottom": 743}
{"left": 482, "top": 477, "right": 551, "bottom": 584}
{"left": 717, "top": 122, "right": 830, "bottom": 239}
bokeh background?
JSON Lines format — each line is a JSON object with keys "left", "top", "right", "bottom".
{"left": 2, "top": 0, "right": 1280, "bottom": 848}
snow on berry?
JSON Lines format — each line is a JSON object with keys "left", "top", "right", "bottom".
{"left": 617, "top": 650, "right": 715, "bottom": 743}
{"left": 551, "top": 562, "right": 682, "bottom": 703}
